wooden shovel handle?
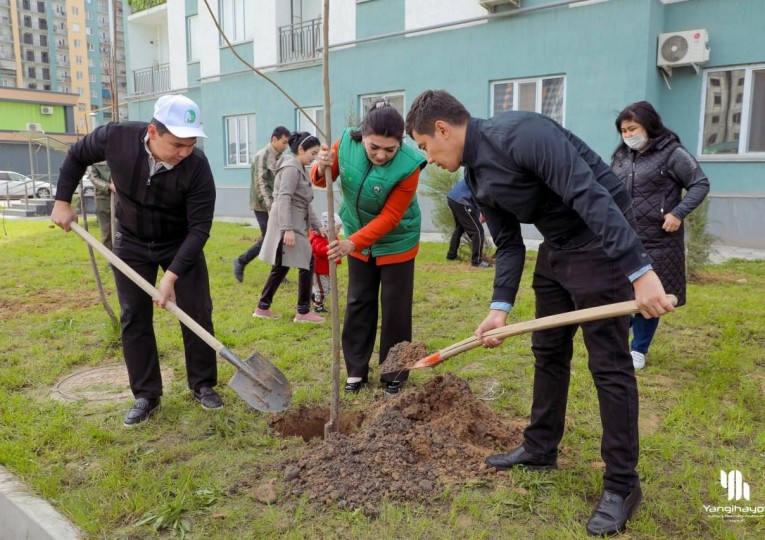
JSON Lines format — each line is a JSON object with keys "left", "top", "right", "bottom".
{"left": 414, "top": 295, "right": 678, "bottom": 368}
{"left": 69, "top": 221, "right": 225, "bottom": 355}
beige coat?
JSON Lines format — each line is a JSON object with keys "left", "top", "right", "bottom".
{"left": 258, "top": 155, "right": 321, "bottom": 270}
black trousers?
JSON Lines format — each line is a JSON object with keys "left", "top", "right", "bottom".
{"left": 447, "top": 198, "right": 484, "bottom": 265}
{"left": 342, "top": 256, "right": 414, "bottom": 383}
{"left": 112, "top": 229, "right": 216, "bottom": 399}
{"left": 258, "top": 237, "right": 313, "bottom": 314}
{"left": 237, "top": 210, "right": 269, "bottom": 265}
{"left": 526, "top": 240, "right": 638, "bottom": 494}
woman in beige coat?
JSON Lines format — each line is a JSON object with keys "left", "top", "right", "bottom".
{"left": 254, "top": 132, "right": 325, "bottom": 322}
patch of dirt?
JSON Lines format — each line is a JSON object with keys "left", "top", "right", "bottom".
{"left": 282, "top": 374, "right": 524, "bottom": 509}
{"left": 379, "top": 341, "right": 428, "bottom": 375}
{"left": 0, "top": 288, "right": 105, "bottom": 320}
{"left": 270, "top": 407, "right": 365, "bottom": 442}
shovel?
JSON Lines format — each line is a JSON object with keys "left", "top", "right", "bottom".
{"left": 383, "top": 296, "right": 677, "bottom": 373}
{"left": 69, "top": 222, "right": 291, "bottom": 412}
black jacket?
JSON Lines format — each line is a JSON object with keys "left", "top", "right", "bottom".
{"left": 462, "top": 113, "right": 650, "bottom": 306}
{"left": 56, "top": 122, "right": 216, "bottom": 277}
{"left": 611, "top": 133, "right": 709, "bottom": 305}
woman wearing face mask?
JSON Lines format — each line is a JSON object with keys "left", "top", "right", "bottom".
{"left": 311, "top": 101, "right": 426, "bottom": 395}
{"left": 254, "top": 131, "right": 325, "bottom": 323}
{"left": 611, "top": 101, "right": 709, "bottom": 370}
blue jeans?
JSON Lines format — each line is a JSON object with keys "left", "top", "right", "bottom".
{"left": 630, "top": 314, "right": 660, "bottom": 354}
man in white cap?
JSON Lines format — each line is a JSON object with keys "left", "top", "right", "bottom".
{"left": 51, "top": 94, "right": 222, "bottom": 426}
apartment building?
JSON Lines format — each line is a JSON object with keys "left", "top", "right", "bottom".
{"left": 0, "top": 0, "right": 128, "bottom": 135}
{"left": 123, "top": 0, "right": 765, "bottom": 248}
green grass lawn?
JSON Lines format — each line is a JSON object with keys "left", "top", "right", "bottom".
{"left": 1, "top": 219, "right": 763, "bottom": 539}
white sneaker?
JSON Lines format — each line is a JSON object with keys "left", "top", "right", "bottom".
{"left": 631, "top": 350, "right": 646, "bottom": 370}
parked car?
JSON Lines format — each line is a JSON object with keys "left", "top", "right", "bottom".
{"left": 0, "top": 171, "right": 55, "bottom": 199}
{"left": 75, "top": 175, "right": 95, "bottom": 197}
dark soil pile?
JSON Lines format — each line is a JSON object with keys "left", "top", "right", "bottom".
{"left": 283, "top": 374, "right": 524, "bottom": 510}
{"left": 379, "top": 340, "right": 428, "bottom": 375}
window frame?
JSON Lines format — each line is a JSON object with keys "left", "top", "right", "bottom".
{"left": 358, "top": 91, "right": 405, "bottom": 123}
{"left": 187, "top": 15, "right": 199, "bottom": 62}
{"left": 224, "top": 114, "right": 256, "bottom": 168}
{"left": 296, "top": 106, "right": 325, "bottom": 138}
{"left": 219, "top": 0, "right": 253, "bottom": 45}
{"left": 698, "top": 63, "right": 765, "bottom": 161}
{"left": 489, "top": 75, "right": 566, "bottom": 126}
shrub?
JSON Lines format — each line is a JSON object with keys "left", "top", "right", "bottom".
{"left": 685, "top": 197, "right": 717, "bottom": 280}
{"left": 420, "top": 164, "right": 462, "bottom": 239}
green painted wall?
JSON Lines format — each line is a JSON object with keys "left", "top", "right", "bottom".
{"left": 0, "top": 101, "right": 67, "bottom": 132}
{"left": 128, "top": 0, "right": 765, "bottom": 197}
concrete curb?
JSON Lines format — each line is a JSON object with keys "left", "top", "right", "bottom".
{"left": 0, "top": 466, "right": 83, "bottom": 540}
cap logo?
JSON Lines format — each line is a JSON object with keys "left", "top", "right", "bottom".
{"left": 184, "top": 109, "right": 196, "bottom": 124}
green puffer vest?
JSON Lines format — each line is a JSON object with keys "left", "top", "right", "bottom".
{"left": 338, "top": 128, "right": 425, "bottom": 257}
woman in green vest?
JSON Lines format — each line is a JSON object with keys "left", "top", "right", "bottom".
{"left": 311, "top": 101, "right": 426, "bottom": 395}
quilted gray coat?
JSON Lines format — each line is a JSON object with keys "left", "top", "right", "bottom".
{"left": 259, "top": 155, "right": 321, "bottom": 270}
{"left": 611, "top": 133, "right": 710, "bottom": 306}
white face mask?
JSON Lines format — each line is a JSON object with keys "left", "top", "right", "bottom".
{"left": 623, "top": 133, "right": 647, "bottom": 151}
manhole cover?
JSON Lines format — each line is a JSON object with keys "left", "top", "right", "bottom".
{"left": 50, "top": 364, "right": 175, "bottom": 403}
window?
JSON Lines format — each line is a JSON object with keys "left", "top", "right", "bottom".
{"left": 22, "top": 0, "right": 30, "bottom": 10}
{"left": 297, "top": 106, "right": 325, "bottom": 138}
{"left": 72, "top": 23, "right": 80, "bottom": 32}
{"left": 23, "top": 15, "right": 32, "bottom": 27}
{"left": 28, "top": 66, "right": 36, "bottom": 78}
{"left": 38, "top": 18, "right": 47, "bottom": 30}
{"left": 72, "top": 6, "right": 79, "bottom": 15}
{"left": 76, "top": 70, "right": 83, "bottom": 80}
{"left": 701, "top": 65, "right": 765, "bottom": 156}
{"left": 41, "top": 51, "right": 49, "bottom": 63}
{"left": 225, "top": 114, "right": 256, "bottom": 166}
{"left": 39, "top": 34, "right": 47, "bottom": 46}
{"left": 78, "top": 103, "right": 86, "bottom": 111}
{"left": 23, "top": 33, "right": 33, "bottom": 44}
{"left": 187, "top": 16, "right": 199, "bottom": 62}
{"left": 75, "top": 55, "right": 82, "bottom": 64}
{"left": 359, "top": 92, "right": 405, "bottom": 121}
{"left": 73, "top": 39, "right": 81, "bottom": 48}
{"left": 37, "top": 1, "right": 45, "bottom": 12}
{"left": 42, "top": 67, "right": 50, "bottom": 80}
{"left": 491, "top": 75, "right": 566, "bottom": 125}
{"left": 43, "top": 83, "right": 50, "bottom": 91}
{"left": 220, "top": 0, "right": 253, "bottom": 43}
{"left": 26, "top": 49, "right": 35, "bottom": 61}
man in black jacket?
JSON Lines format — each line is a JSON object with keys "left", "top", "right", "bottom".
{"left": 51, "top": 94, "right": 222, "bottom": 426}
{"left": 407, "top": 90, "right": 675, "bottom": 536}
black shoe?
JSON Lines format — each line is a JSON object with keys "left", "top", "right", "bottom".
{"left": 383, "top": 380, "right": 404, "bottom": 395}
{"left": 233, "top": 258, "right": 244, "bottom": 283}
{"left": 485, "top": 445, "right": 558, "bottom": 471}
{"left": 344, "top": 381, "right": 366, "bottom": 394}
{"left": 445, "top": 254, "right": 459, "bottom": 261}
{"left": 586, "top": 482, "right": 643, "bottom": 536}
{"left": 192, "top": 386, "right": 223, "bottom": 409}
{"left": 313, "top": 305, "right": 327, "bottom": 313}
{"left": 123, "top": 397, "right": 160, "bottom": 426}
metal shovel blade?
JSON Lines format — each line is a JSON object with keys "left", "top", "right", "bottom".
{"left": 227, "top": 350, "right": 292, "bottom": 412}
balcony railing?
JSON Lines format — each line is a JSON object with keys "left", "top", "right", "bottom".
{"left": 279, "top": 18, "right": 322, "bottom": 65}
{"left": 133, "top": 63, "right": 170, "bottom": 95}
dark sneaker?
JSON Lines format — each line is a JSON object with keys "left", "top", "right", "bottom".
{"left": 123, "top": 397, "right": 160, "bottom": 427}
{"left": 383, "top": 380, "right": 404, "bottom": 395}
{"left": 344, "top": 380, "right": 367, "bottom": 394}
{"left": 233, "top": 258, "right": 244, "bottom": 283}
{"left": 313, "top": 305, "right": 327, "bottom": 313}
{"left": 192, "top": 386, "right": 223, "bottom": 409}
{"left": 485, "top": 444, "right": 558, "bottom": 471}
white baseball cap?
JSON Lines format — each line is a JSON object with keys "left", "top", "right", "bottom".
{"left": 153, "top": 94, "right": 207, "bottom": 139}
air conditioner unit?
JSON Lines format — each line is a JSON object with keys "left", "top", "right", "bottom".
{"left": 40, "top": 106, "right": 54, "bottom": 115}
{"left": 480, "top": 0, "right": 521, "bottom": 12}
{"left": 657, "top": 29, "right": 710, "bottom": 75}
{"left": 26, "top": 122, "right": 42, "bottom": 131}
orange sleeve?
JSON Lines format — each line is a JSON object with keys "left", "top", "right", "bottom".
{"left": 310, "top": 138, "right": 340, "bottom": 188}
{"left": 348, "top": 167, "right": 421, "bottom": 252}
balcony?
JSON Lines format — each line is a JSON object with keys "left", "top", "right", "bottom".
{"left": 133, "top": 63, "right": 170, "bottom": 95}
{"left": 279, "top": 18, "right": 322, "bottom": 65}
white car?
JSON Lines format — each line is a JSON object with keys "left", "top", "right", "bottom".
{"left": 76, "top": 175, "right": 95, "bottom": 197}
{"left": 0, "top": 171, "right": 54, "bottom": 199}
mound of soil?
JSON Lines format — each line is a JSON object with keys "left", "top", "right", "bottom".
{"left": 379, "top": 340, "right": 428, "bottom": 375}
{"left": 283, "top": 374, "right": 524, "bottom": 510}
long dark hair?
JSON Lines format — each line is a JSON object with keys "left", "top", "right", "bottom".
{"left": 612, "top": 100, "right": 680, "bottom": 159}
{"left": 350, "top": 100, "right": 405, "bottom": 142}
{"left": 288, "top": 131, "right": 320, "bottom": 154}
